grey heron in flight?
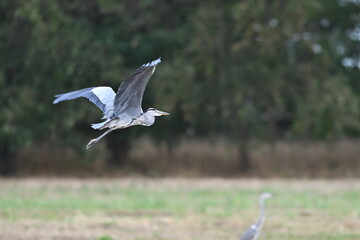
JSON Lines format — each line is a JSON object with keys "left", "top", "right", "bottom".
{"left": 239, "top": 192, "right": 273, "bottom": 240}
{"left": 53, "top": 58, "right": 169, "bottom": 149}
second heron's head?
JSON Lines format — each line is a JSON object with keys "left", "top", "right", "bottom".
{"left": 146, "top": 108, "right": 170, "bottom": 117}
{"left": 260, "top": 192, "right": 274, "bottom": 200}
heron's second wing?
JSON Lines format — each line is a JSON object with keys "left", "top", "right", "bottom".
{"left": 239, "top": 226, "right": 257, "bottom": 240}
{"left": 113, "top": 58, "right": 161, "bottom": 117}
{"left": 53, "top": 86, "right": 116, "bottom": 119}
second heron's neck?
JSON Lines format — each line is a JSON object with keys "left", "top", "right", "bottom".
{"left": 256, "top": 198, "right": 266, "bottom": 227}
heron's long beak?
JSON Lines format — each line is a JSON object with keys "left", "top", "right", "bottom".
{"left": 158, "top": 110, "right": 170, "bottom": 116}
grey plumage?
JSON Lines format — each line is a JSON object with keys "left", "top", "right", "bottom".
{"left": 240, "top": 225, "right": 257, "bottom": 240}
{"left": 239, "top": 192, "right": 273, "bottom": 240}
{"left": 53, "top": 58, "right": 169, "bottom": 149}
{"left": 113, "top": 60, "right": 158, "bottom": 117}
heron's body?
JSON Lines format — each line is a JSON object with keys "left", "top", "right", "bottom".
{"left": 239, "top": 192, "right": 273, "bottom": 240}
{"left": 98, "top": 111, "right": 156, "bottom": 130}
{"left": 53, "top": 58, "right": 169, "bottom": 148}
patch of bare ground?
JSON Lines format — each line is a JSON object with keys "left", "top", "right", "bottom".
{"left": 1, "top": 213, "right": 359, "bottom": 240}
{"left": 1, "top": 177, "right": 360, "bottom": 192}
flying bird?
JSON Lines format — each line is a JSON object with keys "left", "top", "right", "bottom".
{"left": 239, "top": 192, "right": 273, "bottom": 240}
{"left": 53, "top": 58, "right": 169, "bottom": 149}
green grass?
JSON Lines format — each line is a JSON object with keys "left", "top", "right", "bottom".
{"left": 0, "top": 178, "right": 359, "bottom": 240}
{"left": 1, "top": 183, "right": 358, "bottom": 218}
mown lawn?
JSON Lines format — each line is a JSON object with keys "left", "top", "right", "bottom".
{"left": 0, "top": 178, "right": 359, "bottom": 240}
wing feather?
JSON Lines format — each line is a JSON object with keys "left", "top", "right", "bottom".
{"left": 113, "top": 58, "right": 161, "bottom": 117}
{"left": 53, "top": 86, "right": 116, "bottom": 119}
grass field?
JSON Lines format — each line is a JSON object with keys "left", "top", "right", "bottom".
{"left": 0, "top": 178, "right": 359, "bottom": 240}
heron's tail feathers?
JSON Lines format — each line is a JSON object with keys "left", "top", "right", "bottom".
{"left": 91, "top": 119, "right": 110, "bottom": 130}
{"left": 91, "top": 122, "right": 104, "bottom": 129}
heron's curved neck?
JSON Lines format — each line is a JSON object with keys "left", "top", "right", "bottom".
{"left": 142, "top": 111, "right": 155, "bottom": 126}
{"left": 256, "top": 198, "right": 266, "bottom": 227}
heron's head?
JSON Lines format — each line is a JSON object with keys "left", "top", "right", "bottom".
{"left": 260, "top": 192, "right": 273, "bottom": 200}
{"left": 146, "top": 108, "right": 170, "bottom": 117}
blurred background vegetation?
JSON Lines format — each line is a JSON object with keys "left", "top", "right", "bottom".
{"left": 1, "top": 0, "right": 359, "bottom": 177}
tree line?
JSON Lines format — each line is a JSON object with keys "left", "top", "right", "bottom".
{"left": 1, "top": 0, "right": 359, "bottom": 175}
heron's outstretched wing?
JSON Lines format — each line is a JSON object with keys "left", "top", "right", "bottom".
{"left": 239, "top": 225, "right": 257, "bottom": 240}
{"left": 113, "top": 58, "right": 161, "bottom": 117}
{"left": 53, "top": 86, "right": 116, "bottom": 119}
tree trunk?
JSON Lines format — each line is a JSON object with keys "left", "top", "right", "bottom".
{"left": 238, "top": 126, "right": 250, "bottom": 172}
{"left": 166, "top": 138, "right": 175, "bottom": 158}
{"left": 105, "top": 133, "right": 131, "bottom": 167}
{"left": 0, "top": 142, "right": 17, "bottom": 176}
{"left": 266, "top": 101, "right": 277, "bottom": 160}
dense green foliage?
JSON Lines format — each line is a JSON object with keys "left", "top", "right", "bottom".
{"left": 1, "top": 0, "right": 359, "bottom": 173}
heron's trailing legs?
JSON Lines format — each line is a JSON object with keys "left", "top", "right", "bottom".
{"left": 86, "top": 128, "right": 114, "bottom": 149}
